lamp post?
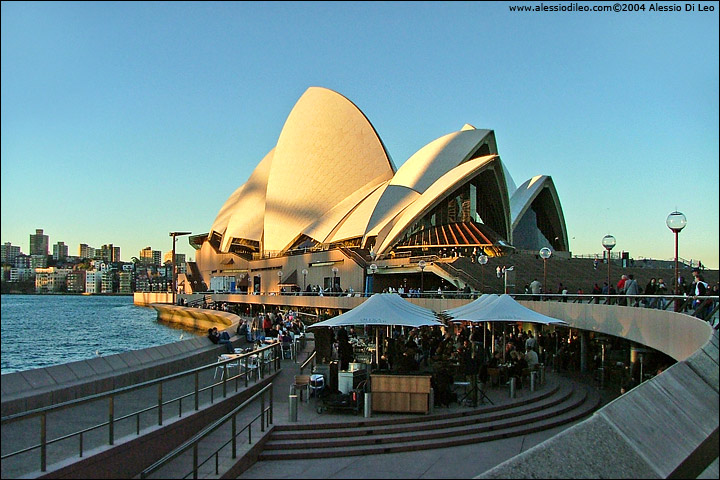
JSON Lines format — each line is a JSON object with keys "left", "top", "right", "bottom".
{"left": 301, "top": 268, "right": 308, "bottom": 292}
{"left": 478, "top": 254, "right": 488, "bottom": 293}
{"left": 169, "top": 231, "right": 191, "bottom": 305}
{"left": 602, "top": 234, "right": 616, "bottom": 303}
{"left": 277, "top": 270, "right": 283, "bottom": 293}
{"left": 418, "top": 260, "right": 426, "bottom": 295}
{"left": 539, "top": 247, "right": 552, "bottom": 301}
{"left": 332, "top": 266, "right": 338, "bottom": 294}
{"left": 666, "top": 211, "right": 687, "bottom": 310}
{"left": 369, "top": 263, "right": 377, "bottom": 295}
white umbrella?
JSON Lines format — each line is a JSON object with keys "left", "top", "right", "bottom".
{"left": 307, "top": 293, "right": 444, "bottom": 366}
{"left": 444, "top": 294, "right": 567, "bottom": 325}
{"left": 443, "top": 294, "right": 499, "bottom": 322}
{"left": 307, "top": 293, "right": 444, "bottom": 329}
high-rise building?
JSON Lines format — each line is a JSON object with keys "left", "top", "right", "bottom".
{"left": 1, "top": 242, "right": 21, "bottom": 264}
{"left": 79, "top": 244, "right": 96, "bottom": 259}
{"left": 164, "top": 252, "right": 187, "bottom": 273}
{"left": 53, "top": 242, "right": 69, "bottom": 261}
{"left": 29, "top": 229, "right": 49, "bottom": 256}
{"left": 140, "top": 247, "right": 162, "bottom": 266}
{"left": 100, "top": 244, "right": 121, "bottom": 263}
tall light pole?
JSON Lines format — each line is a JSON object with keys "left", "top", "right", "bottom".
{"left": 277, "top": 270, "right": 283, "bottom": 293}
{"left": 369, "top": 263, "right": 377, "bottom": 295}
{"left": 478, "top": 254, "right": 488, "bottom": 293}
{"left": 539, "top": 247, "right": 552, "bottom": 301}
{"left": 332, "top": 266, "right": 339, "bottom": 294}
{"left": 602, "top": 234, "right": 616, "bottom": 302}
{"left": 301, "top": 268, "right": 308, "bottom": 292}
{"left": 666, "top": 211, "right": 687, "bottom": 310}
{"left": 169, "top": 231, "right": 191, "bottom": 305}
{"left": 418, "top": 260, "right": 426, "bottom": 295}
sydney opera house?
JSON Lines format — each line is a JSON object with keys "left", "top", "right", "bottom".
{"left": 191, "top": 87, "right": 568, "bottom": 294}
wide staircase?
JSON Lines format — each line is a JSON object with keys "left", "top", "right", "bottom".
{"left": 434, "top": 253, "right": 718, "bottom": 295}
{"left": 257, "top": 374, "right": 601, "bottom": 461}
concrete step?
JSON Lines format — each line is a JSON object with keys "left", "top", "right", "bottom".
{"left": 268, "top": 382, "right": 571, "bottom": 443}
{"left": 258, "top": 385, "right": 600, "bottom": 460}
{"left": 273, "top": 378, "right": 562, "bottom": 433}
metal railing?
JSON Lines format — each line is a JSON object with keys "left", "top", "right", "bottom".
{"left": 0, "top": 343, "right": 282, "bottom": 476}
{"left": 299, "top": 350, "right": 317, "bottom": 374}
{"left": 140, "top": 383, "right": 274, "bottom": 479}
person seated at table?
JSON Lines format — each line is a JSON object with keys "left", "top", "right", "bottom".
{"left": 525, "top": 346, "right": 539, "bottom": 369}
{"left": 508, "top": 350, "right": 528, "bottom": 387}
{"left": 488, "top": 351, "right": 502, "bottom": 368}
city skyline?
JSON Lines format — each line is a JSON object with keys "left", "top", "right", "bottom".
{"left": 1, "top": 2, "right": 718, "bottom": 268}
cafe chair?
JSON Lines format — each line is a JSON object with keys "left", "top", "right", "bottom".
{"left": 214, "top": 354, "right": 239, "bottom": 380}
{"left": 291, "top": 374, "right": 311, "bottom": 402}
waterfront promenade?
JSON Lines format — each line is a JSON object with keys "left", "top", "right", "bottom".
{"left": 2, "top": 299, "right": 718, "bottom": 479}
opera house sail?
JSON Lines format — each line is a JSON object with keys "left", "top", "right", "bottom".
{"left": 191, "top": 87, "right": 568, "bottom": 292}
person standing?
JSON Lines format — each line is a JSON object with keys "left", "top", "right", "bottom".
{"left": 644, "top": 278, "right": 657, "bottom": 308}
{"left": 529, "top": 278, "right": 542, "bottom": 300}
{"left": 624, "top": 274, "right": 641, "bottom": 307}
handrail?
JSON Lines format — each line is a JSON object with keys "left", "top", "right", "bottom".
{"left": 299, "top": 350, "right": 317, "bottom": 374}
{"left": 140, "top": 383, "right": 274, "bottom": 479}
{"left": 1, "top": 342, "right": 282, "bottom": 475}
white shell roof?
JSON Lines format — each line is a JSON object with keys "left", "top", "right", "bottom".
{"left": 510, "top": 175, "right": 568, "bottom": 250}
{"left": 376, "top": 155, "right": 507, "bottom": 254}
{"left": 262, "top": 87, "right": 395, "bottom": 253}
{"left": 212, "top": 148, "right": 274, "bottom": 250}
{"left": 389, "top": 128, "right": 494, "bottom": 194}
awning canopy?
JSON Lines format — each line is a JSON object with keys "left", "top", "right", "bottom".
{"left": 307, "top": 293, "right": 445, "bottom": 329}
{"left": 444, "top": 294, "right": 568, "bottom": 325}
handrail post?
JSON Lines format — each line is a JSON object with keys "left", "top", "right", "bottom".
{"left": 223, "top": 365, "right": 227, "bottom": 397}
{"left": 195, "top": 371, "right": 199, "bottom": 411}
{"left": 261, "top": 392, "right": 266, "bottom": 432}
{"left": 109, "top": 395, "right": 115, "bottom": 445}
{"left": 40, "top": 412, "right": 47, "bottom": 472}
{"left": 231, "top": 413, "right": 237, "bottom": 458}
{"left": 269, "top": 383, "right": 274, "bottom": 425}
{"left": 158, "top": 383, "right": 163, "bottom": 425}
{"left": 244, "top": 356, "right": 249, "bottom": 388}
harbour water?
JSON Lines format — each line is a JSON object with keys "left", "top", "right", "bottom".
{"left": 0, "top": 295, "right": 201, "bottom": 375}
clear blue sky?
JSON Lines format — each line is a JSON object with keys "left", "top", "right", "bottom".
{"left": 2, "top": 1, "right": 718, "bottom": 268}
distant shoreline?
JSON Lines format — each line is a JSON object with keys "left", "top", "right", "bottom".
{"left": 1, "top": 292, "right": 134, "bottom": 296}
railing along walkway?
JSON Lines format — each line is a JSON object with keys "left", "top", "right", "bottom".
{"left": 0, "top": 343, "right": 282, "bottom": 478}
{"left": 140, "top": 383, "right": 274, "bottom": 479}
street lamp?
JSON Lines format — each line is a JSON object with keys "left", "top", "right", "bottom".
{"left": 169, "top": 231, "right": 191, "bottom": 305}
{"left": 602, "top": 234, "right": 616, "bottom": 302}
{"left": 369, "top": 263, "right": 377, "bottom": 295}
{"left": 539, "top": 247, "right": 552, "bottom": 301}
{"left": 301, "top": 268, "right": 308, "bottom": 292}
{"left": 277, "top": 270, "right": 283, "bottom": 293}
{"left": 666, "top": 211, "right": 687, "bottom": 309}
{"left": 478, "top": 254, "right": 488, "bottom": 293}
{"left": 418, "top": 260, "right": 426, "bottom": 295}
